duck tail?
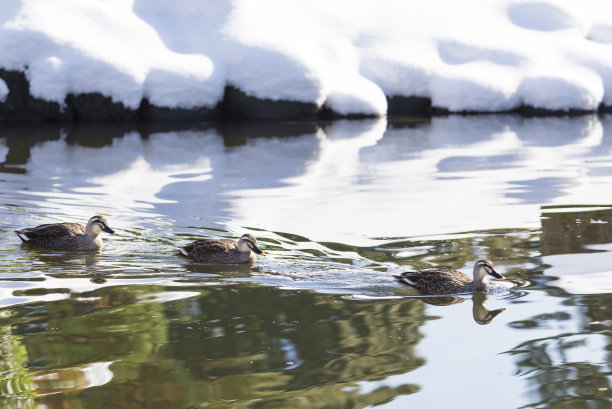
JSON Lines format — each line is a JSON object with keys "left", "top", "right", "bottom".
{"left": 393, "top": 274, "right": 407, "bottom": 284}
{"left": 175, "top": 247, "right": 189, "bottom": 257}
{"left": 393, "top": 273, "right": 416, "bottom": 287}
{"left": 15, "top": 230, "right": 30, "bottom": 242}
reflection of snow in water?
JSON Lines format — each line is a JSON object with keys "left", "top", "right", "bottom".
{"left": 544, "top": 243, "right": 612, "bottom": 294}
{"left": 0, "top": 138, "right": 8, "bottom": 163}
{"left": 5, "top": 115, "right": 612, "bottom": 246}
{"left": 230, "top": 115, "right": 612, "bottom": 244}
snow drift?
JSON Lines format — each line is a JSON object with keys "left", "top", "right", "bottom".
{"left": 1, "top": 0, "right": 612, "bottom": 121}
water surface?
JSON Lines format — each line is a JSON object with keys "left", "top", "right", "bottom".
{"left": 1, "top": 115, "right": 612, "bottom": 408}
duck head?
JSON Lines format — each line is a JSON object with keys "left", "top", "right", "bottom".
{"left": 473, "top": 259, "right": 504, "bottom": 284}
{"left": 85, "top": 215, "right": 117, "bottom": 236}
{"left": 237, "top": 233, "right": 264, "bottom": 255}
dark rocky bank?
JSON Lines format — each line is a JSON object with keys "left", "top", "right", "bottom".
{"left": 0, "top": 69, "right": 609, "bottom": 123}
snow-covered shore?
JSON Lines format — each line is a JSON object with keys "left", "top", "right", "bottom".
{"left": 1, "top": 0, "right": 612, "bottom": 122}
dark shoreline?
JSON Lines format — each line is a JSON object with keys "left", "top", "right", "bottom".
{"left": 1, "top": 69, "right": 610, "bottom": 123}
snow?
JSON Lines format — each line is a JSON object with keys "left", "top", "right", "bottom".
{"left": 1, "top": 0, "right": 612, "bottom": 116}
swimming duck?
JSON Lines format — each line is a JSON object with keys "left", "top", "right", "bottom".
{"left": 15, "top": 215, "right": 117, "bottom": 251}
{"left": 393, "top": 259, "right": 504, "bottom": 295}
{"left": 177, "top": 233, "right": 264, "bottom": 264}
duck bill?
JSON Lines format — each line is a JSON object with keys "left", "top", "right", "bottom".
{"left": 252, "top": 245, "right": 265, "bottom": 255}
{"left": 482, "top": 308, "right": 505, "bottom": 323}
{"left": 103, "top": 226, "right": 118, "bottom": 235}
{"left": 489, "top": 269, "right": 505, "bottom": 280}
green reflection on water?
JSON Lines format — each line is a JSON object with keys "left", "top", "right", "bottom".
{"left": 0, "top": 284, "right": 425, "bottom": 408}
{"left": 502, "top": 207, "right": 612, "bottom": 409}
{"left": 507, "top": 296, "right": 612, "bottom": 409}
{"left": 1, "top": 206, "right": 611, "bottom": 408}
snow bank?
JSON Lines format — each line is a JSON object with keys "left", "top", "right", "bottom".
{"left": 1, "top": 0, "right": 612, "bottom": 117}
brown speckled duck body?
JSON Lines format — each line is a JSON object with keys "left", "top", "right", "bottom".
{"left": 393, "top": 259, "right": 504, "bottom": 295}
{"left": 177, "top": 233, "right": 264, "bottom": 264}
{"left": 15, "top": 215, "right": 117, "bottom": 251}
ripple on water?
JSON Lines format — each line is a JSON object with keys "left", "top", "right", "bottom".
{"left": 2, "top": 118, "right": 612, "bottom": 408}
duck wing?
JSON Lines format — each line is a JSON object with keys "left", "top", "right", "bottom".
{"left": 16, "top": 222, "right": 85, "bottom": 241}
{"left": 180, "top": 239, "right": 235, "bottom": 256}
{"left": 394, "top": 268, "right": 471, "bottom": 294}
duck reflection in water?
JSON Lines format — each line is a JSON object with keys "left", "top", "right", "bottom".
{"left": 471, "top": 292, "right": 505, "bottom": 325}
{"left": 398, "top": 288, "right": 505, "bottom": 325}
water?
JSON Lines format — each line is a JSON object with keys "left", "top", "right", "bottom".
{"left": 1, "top": 115, "right": 612, "bottom": 408}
